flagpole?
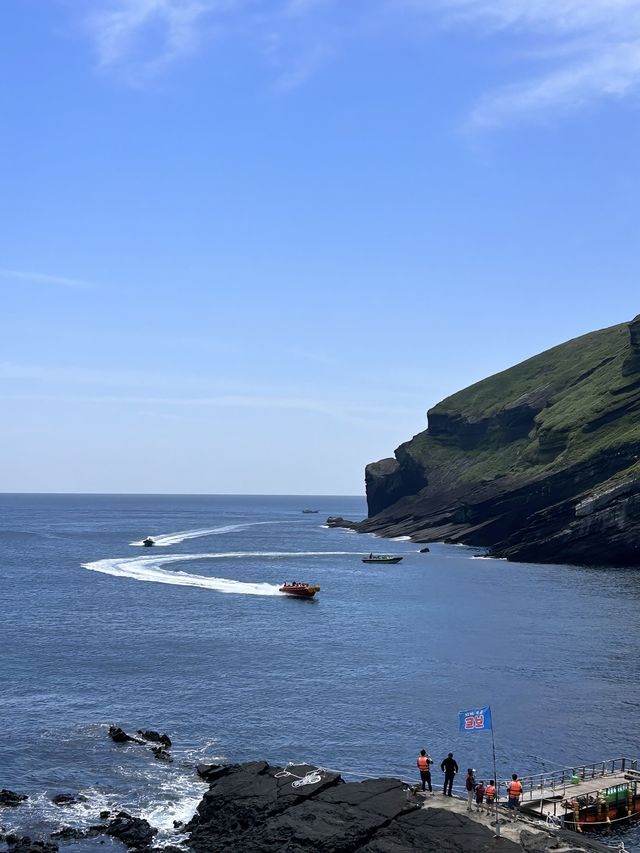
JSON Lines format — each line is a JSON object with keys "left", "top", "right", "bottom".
{"left": 458, "top": 706, "right": 502, "bottom": 840}
{"left": 490, "top": 715, "right": 501, "bottom": 839}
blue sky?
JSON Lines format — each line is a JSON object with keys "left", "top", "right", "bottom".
{"left": 1, "top": 0, "right": 639, "bottom": 494}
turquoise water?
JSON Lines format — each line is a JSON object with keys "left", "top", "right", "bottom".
{"left": 1, "top": 493, "right": 639, "bottom": 849}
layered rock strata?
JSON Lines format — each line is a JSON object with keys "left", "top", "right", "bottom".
{"left": 355, "top": 316, "right": 640, "bottom": 566}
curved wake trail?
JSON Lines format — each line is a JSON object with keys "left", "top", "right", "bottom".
{"left": 82, "top": 552, "right": 358, "bottom": 596}
{"left": 129, "top": 521, "right": 277, "bottom": 547}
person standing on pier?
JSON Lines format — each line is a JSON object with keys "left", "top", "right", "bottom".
{"left": 416, "top": 750, "right": 433, "bottom": 794}
{"left": 506, "top": 773, "right": 523, "bottom": 820}
{"left": 485, "top": 780, "right": 496, "bottom": 814}
{"left": 441, "top": 752, "right": 458, "bottom": 797}
{"left": 474, "top": 780, "right": 485, "bottom": 812}
{"left": 465, "top": 768, "right": 476, "bottom": 811}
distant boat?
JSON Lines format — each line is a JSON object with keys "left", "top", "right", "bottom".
{"left": 142, "top": 537, "right": 155, "bottom": 547}
{"left": 279, "top": 581, "right": 321, "bottom": 598}
{"left": 302, "top": 509, "right": 319, "bottom": 514}
{"left": 362, "top": 554, "right": 403, "bottom": 564}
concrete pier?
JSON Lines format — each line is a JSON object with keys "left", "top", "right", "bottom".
{"left": 415, "top": 791, "right": 613, "bottom": 852}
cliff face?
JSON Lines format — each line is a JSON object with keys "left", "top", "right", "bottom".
{"left": 361, "top": 316, "right": 640, "bottom": 567}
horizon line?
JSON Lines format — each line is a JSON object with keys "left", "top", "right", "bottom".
{"left": 0, "top": 490, "right": 366, "bottom": 498}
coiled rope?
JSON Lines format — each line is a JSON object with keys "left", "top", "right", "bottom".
{"left": 275, "top": 762, "right": 326, "bottom": 788}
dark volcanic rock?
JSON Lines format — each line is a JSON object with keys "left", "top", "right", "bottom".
{"left": 151, "top": 746, "right": 172, "bottom": 762}
{"left": 326, "top": 516, "right": 359, "bottom": 530}
{"left": 105, "top": 812, "right": 157, "bottom": 849}
{"left": 353, "top": 316, "right": 640, "bottom": 568}
{"left": 108, "top": 726, "right": 145, "bottom": 745}
{"left": 51, "top": 826, "right": 105, "bottom": 842}
{"left": 195, "top": 764, "right": 227, "bottom": 782}
{"left": 361, "top": 806, "right": 520, "bottom": 852}
{"left": 187, "top": 761, "right": 342, "bottom": 851}
{"left": 6, "top": 839, "right": 58, "bottom": 853}
{"left": 0, "top": 790, "right": 28, "bottom": 807}
{"left": 186, "top": 761, "right": 524, "bottom": 853}
{"left": 51, "top": 794, "right": 84, "bottom": 806}
{"left": 5, "top": 838, "right": 58, "bottom": 853}
{"left": 137, "top": 730, "right": 172, "bottom": 748}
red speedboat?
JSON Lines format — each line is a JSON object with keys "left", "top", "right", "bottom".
{"left": 279, "top": 581, "right": 320, "bottom": 598}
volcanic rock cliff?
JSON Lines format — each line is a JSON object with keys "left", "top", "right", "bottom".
{"left": 358, "top": 316, "right": 640, "bottom": 567}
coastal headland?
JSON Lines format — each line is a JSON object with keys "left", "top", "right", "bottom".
{"left": 336, "top": 315, "right": 640, "bottom": 567}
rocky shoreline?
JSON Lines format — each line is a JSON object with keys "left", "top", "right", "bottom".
{"left": 0, "top": 729, "right": 615, "bottom": 853}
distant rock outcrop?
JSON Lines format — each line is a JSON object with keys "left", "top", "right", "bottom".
{"left": 351, "top": 316, "right": 640, "bottom": 567}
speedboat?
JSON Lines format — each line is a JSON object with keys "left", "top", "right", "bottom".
{"left": 279, "top": 581, "right": 320, "bottom": 598}
{"left": 302, "top": 509, "right": 319, "bottom": 513}
{"left": 362, "top": 554, "right": 403, "bottom": 564}
{"left": 142, "top": 537, "right": 155, "bottom": 547}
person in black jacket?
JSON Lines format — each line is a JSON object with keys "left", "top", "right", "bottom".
{"left": 441, "top": 752, "right": 459, "bottom": 796}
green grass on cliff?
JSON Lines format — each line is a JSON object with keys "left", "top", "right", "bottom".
{"left": 434, "top": 323, "right": 629, "bottom": 421}
{"left": 402, "top": 320, "right": 640, "bottom": 488}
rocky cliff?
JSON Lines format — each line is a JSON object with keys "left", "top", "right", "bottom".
{"left": 358, "top": 316, "right": 640, "bottom": 567}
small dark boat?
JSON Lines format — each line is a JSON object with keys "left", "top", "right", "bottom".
{"left": 279, "top": 581, "right": 320, "bottom": 598}
{"left": 362, "top": 554, "right": 403, "bottom": 564}
{"left": 302, "top": 509, "right": 319, "bottom": 514}
{"left": 142, "top": 537, "right": 155, "bottom": 547}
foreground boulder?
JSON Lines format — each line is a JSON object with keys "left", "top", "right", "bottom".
{"left": 104, "top": 812, "right": 157, "bottom": 849}
{"left": 186, "top": 761, "right": 521, "bottom": 853}
{"left": 137, "top": 730, "right": 172, "bottom": 748}
{"left": 51, "top": 794, "right": 84, "bottom": 807}
{"left": 0, "top": 791, "right": 28, "bottom": 807}
{"left": 108, "top": 726, "right": 145, "bottom": 745}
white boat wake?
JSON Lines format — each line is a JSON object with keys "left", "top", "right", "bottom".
{"left": 129, "top": 521, "right": 277, "bottom": 547}
{"left": 82, "top": 551, "right": 357, "bottom": 596}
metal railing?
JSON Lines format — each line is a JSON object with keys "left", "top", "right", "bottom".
{"left": 516, "top": 758, "right": 636, "bottom": 803}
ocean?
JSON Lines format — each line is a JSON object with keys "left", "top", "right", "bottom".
{"left": 1, "top": 493, "right": 639, "bottom": 850}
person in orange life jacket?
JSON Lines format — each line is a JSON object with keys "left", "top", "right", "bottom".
{"left": 507, "top": 773, "right": 523, "bottom": 820}
{"left": 465, "top": 768, "right": 476, "bottom": 812}
{"left": 485, "top": 779, "right": 496, "bottom": 814}
{"left": 416, "top": 750, "right": 433, "bottom": 794}
{"left": 474, "top": 780, "right": 485, "bottom": 812}
{"left": 441, "top": 753, "right": 458, "bottom": 796}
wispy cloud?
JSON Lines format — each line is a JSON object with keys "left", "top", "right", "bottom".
{"left": 76, "top": 0, "right": 640, "bottom": 123}
{"left": 85, "top": 0, "right": 223, "bottom": 77}
{"left": 0, "top": 390, "right": 418, "bottom": 425}
{"left": 427, "top": 0, "right": 640, "bottom": 127}
{"left": 0, "top": 269, "right": 98, "bottom": 290}
{"left": 80, "top": 0, "right": 347, "bottom": 88}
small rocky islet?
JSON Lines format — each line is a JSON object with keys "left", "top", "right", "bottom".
{"left": 0, "top": 729, "right": 612, "bottom": 853}
{"left": 335, "top": 314, "right": 640, "bottom": 568}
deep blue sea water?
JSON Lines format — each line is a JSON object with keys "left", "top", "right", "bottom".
{"left": 1, "top": 493, "right": 639, "bottom": 850}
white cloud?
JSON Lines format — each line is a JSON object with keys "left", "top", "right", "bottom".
{"left": 85, "top": 0, "right": 229, "bottom": 75}
{"left": 427, "top": 0, "right": 640, "bottom": 127}
{"left": 469, "top": 40, "right": 640, "bottom": 128}
{"left": 0, "top": 269, "right": 98, "bottom": 289}
{"left": 77, "top": 0, "right": 640, "bottom": 123}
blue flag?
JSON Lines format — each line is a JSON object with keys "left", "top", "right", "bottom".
{"left": 459, "top": 706, "right": 492, "bottom": 732}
